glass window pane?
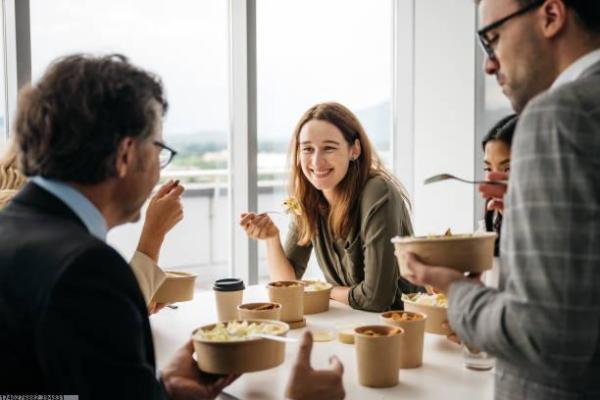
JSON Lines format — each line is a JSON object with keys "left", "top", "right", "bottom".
{"left": 30, "top": 1, "right": 230, "bottom": 286}
{"left": 256, "top": 0, "right": 393, "bottom": 281}
{"left": 0, "top": 8, "right": 6, "bottom": 146}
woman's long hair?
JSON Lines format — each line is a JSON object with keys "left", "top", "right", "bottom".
{"left": 288, "top": 102, "right": 410, "bottom": 245}
{"left": 0, "top": 139, "right": 26, "bottom": 190}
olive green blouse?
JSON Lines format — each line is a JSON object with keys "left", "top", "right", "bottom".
{"left": 284, "top": 175, "right": 420, "bottom": 312}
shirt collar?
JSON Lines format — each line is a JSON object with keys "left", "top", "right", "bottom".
{"left": 31, "top": 176, "right": 108, "bottom": 241}
{"left": 551, "top": 48, "right": 600, "bottom": 90}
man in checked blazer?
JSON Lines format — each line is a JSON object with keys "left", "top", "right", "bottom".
{"left": 404, "top": 1, "right": 600, "bottom": 399}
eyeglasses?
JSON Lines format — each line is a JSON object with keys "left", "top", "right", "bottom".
{"left": 153, "top": 140, "right": 178, "bottom": 169}
{"left": 477, "top": 0, "right": 545, "bottom": 60}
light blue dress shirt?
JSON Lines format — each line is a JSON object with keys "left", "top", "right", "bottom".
{"left": 31, "top": 176, "right": 108, "bottom": 241}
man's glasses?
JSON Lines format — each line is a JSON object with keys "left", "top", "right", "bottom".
{"left": 477, "top": 0, "right": 545, "bottom": 60}
{"left": 153, "top": 140, "right": 178, "bottom": 169}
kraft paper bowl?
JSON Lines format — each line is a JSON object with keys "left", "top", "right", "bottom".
{"left": 402, "top": 298, "right": 450, "bottom": 335}
{"left": 192, "top": 319, "right": 289, "bottom": 374}
{"left": 391, "top": 232, "right": 496, "bottom": 277}
{"left": 301, "top": 280, "right": 332, "bottom": 314}
{"left": 380, "top": 311, "right": 427, "bottom": 368}
{"left": 354, "top": 325, "right": 404, "bottom": 388}
{"left": 267, "top": 281, "right": 304, "bottom": 323}
{"left": 237, "top": 302, "right": 282, "bottom": 321}
{"left": 151, "top": 271, "right": 197, "bottom": 303}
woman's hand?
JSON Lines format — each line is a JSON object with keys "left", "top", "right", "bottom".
{"left": 239, "top": 212, "right": 279, "bottom": 240}
{"left": 479, "top": 171, "right": 508, "bottom": 214}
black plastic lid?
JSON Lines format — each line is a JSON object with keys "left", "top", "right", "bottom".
{"left": 213, "top": 278, "right": 245, "bottom": 292}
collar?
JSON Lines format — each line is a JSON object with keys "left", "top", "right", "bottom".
{"left": 31, "top": 176, "right": 108, "bottom": 241}
{"left": 551, "top": 48, "right": 600, "bottom": 90}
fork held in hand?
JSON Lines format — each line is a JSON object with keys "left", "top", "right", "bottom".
{"left": 424, "top": 173, "right": 507, "bottom": 186}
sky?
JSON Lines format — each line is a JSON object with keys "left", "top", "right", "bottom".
{"left": 30, "top": 0, "right": 392, "bottom": 141}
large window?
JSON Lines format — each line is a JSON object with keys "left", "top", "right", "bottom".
{"left": 255, "top": 0, "right": 393, "bottom": 280}
{"left": 30, "top": 1, "right": 230, "bottom": 284}
{"left": 0, "top": 6, "right": 7, "bottom": 146}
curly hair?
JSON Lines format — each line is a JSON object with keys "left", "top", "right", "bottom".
{"left": 15, "top": 53, "right": 168, "bottom": 184}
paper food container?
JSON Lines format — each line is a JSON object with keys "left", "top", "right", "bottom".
{"left": 237, "top": 302, "right": 282, "bottom": 321}
{"left": 267, "top": 281, "right": 304, "bottom": 322}
{"left": 391, "top": 232, "right": 496, "bottom": 276}
{"left": 402, "top": 298, "right": 450, "bottom": 335}
{"left": 380, "top": 311, "right": 427, "bottom": 368}
{"left": 301, "top": 280, "right": 332, "bottom": 314}
{"left": 192, "top": 319, "right": 289, "bottom": 374}
{"left": 151, "top": 271, "right": 197, "bottom": 303}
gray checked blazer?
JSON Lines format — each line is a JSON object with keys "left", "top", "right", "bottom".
{"left": 448, "top": 58, "right": 600, "bottom": 400}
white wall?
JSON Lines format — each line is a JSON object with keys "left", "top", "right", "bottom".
{"left": 411, "top": 0, "right": 476, "bottom": 235}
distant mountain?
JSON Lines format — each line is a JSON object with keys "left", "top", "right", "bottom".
{"left": 165, "top": 100, "right": 391, "bottom": 151}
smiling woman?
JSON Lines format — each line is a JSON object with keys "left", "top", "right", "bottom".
{"left": 240, "top": 102, "right": 420, "bottom": 312}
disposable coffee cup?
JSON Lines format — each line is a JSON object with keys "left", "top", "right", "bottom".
{"left": 213, "top": 278, "right": 245, "bottom": 322}
{"left": 354, "top": 325, "right": 403, "bottom": 388}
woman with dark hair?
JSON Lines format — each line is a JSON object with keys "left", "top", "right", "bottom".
{"left": 481, "top": 114, "right": 517, "bottom": 256}
{"left": 240, "top": 102, "right": 418, "bottom": 312}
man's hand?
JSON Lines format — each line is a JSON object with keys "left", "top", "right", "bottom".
{"left": 161, "top": 340, "right": 239, "bottom": 399}
{"left": 401, "top": 252, "right": 466, "bottom": 293}
{"left": 148, "top": 301, "right": 167, "bottom": 315}
{"left": 479, "top": 171, "right": 508, "bottom": 213}
{"left": 137, "top": 180, "right": 184, "bottom": 262}
{"left": 285, "top": 331, "right": 345, "bottom": 400}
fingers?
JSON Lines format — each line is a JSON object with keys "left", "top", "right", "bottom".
{"left": 167, "top": 376, "right": 220, "bottom": 399}
{"left": 182, "top": 339, "right": 195, "bottom": 354}
{"left": 239, "top": 212, "right": 257, "bottom": 227}
{"left": 486, "top": 198, "right": 504, "bottom": 212}
{"left": 295, "top": 331, "right": 314, "bottom": 369}
{"left": 487, "top": 171, "right": 508, "bottom": 181}
{"left": 329, "top": 356, "right": 344, "bottom": 375}
{"left": 166, "top": 182, "right": 184, "bottom": 199}
{"left": 466, "top": 272, "right": 482, "bottom": 282}
{"left": 478, "top": 183, "right": 506, "bottom": 199}
{"left": 241, "top": 213, "right": 274, "bottom": 239}
{"left": 446, "top": 333, "right": 461, "bottom": 345}
{"left": 154, "top": 180, "right": 177, "bottom": 198}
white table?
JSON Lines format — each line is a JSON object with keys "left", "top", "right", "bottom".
{"left": 151, "top": 285, "right": 494, "bottom": 400}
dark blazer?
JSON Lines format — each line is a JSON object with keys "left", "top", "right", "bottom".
{"left": 0, "top": 182, "right": 167, "bottom": 399}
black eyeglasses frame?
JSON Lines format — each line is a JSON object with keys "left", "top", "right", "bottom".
{"left": 153, "top": 140, "right": 178, "bottom": 169}
{"left": 477, "top": 0, "right": 546, "bottom": 60}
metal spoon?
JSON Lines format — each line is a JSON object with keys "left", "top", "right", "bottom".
{"left": 424, "top": 173, "right": 507, "bottom": 186}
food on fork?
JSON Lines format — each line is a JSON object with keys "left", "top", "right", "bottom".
{"left": 283, "top": 197, "right": 302, "bottom": 216}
